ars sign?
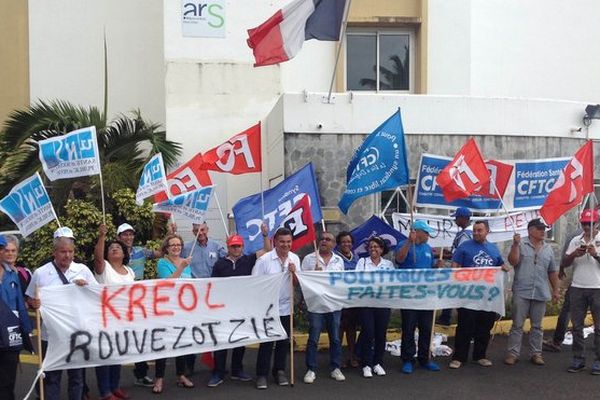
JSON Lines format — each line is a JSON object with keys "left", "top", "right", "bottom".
{"left": 182, "top": 0, "right": 225, "bottom": 38}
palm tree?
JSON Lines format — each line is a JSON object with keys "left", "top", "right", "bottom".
{"left": 0, "top": 100, "right": 182, "bottom": 212}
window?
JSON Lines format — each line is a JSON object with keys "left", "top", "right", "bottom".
{"left": 346, "top": 30, "right": 413, "bottom": 92}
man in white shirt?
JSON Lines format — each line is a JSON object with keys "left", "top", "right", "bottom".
{"left": 252, "top": 227, "right": 299, "bottom": 390}
{"left": 301, "top": 231, "right": 345, "bottom": 384}
{"left": 561, "top": 209, "right": 600, "bottom": 374}
{"left": 26, "top": 227, "right": 97, "bottom": 400}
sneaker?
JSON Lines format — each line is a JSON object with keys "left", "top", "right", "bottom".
{"left": 373, "top": 364, "right": 386, "bottom": 376}
{"left": 421, "top": 361, "right": 441, "bottom": 372}
{"left": 303, "top": 370, "right": 316, "bottom": 384}
{"left": 402, "top": 361, "right": 413, "bottom": 374}
{"left": 542, "top": 339, "right": 562, "bottom": 352}
{"left": 449, "top": 360, "right": 462, "bottom": 369}
{"left": 275, "top": 370, "right": 288, "bottom": 386}
{"left": 504, "top": 354, "right": 518, "bottom": 365}
{"left": 591, "top": 361, "right": 600, "bottom": 375}
{"left": 207, "top": 374, "right": 224, "bottom": 387}
{"left": 477, "top": 358, "right": 493, "bottom": 367}
{"left": 231, "top": 371, "right": 252, "bottom": 382}
{"left": 256, "top": 376, "right": 267, "bottom": 390}
{"left": 134, "top": 376, "right": 154, "bottom": 387}
{"left": 362, "top": 366, "right": 373, "bottom": 378}
{"left": 330, "top": 368, "right": 345, "bottom": 382}
{"left": 112, "top": 389, "right": 130, "bottom": 400}
{"left": 531, "top": 354, "right": 545, "bottom": 366}
{"left": 567, "top": 359, "right": 585, "bottom": 373}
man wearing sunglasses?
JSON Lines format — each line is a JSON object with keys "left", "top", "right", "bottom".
{"left": 561, "top": 209, "right": 600, "bottom": 374}
{"left": 504, "top": 218, "right": 559, "bottom": 367}
{"left": 301, "top": 231, "right": 346, "bottom": 384}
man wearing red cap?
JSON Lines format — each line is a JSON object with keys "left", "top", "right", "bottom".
{"left": 207, "top": 223, "right": 271, "bottom": 387}
{"left": 562, "top": 209, "right": 600, "bottom": 374}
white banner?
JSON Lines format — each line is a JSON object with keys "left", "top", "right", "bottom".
{"left": 297, "top": 269, "right": 505, "bottom": 315}
{"left": 40, "top": 274, "right": 287, "bottom": 371}
{"left": 136, "top": 153, "right": 169, "bottom": 205}
{"left": 391, "top": 210, "right": 542, "bottom": 248}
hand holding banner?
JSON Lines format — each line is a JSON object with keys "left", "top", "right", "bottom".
{"left": 136, "top": 153, "right": 169, "bottom": 205}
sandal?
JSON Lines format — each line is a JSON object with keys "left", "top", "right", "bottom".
{"left": 152, "top": 378, "right": 164, "bottom": 394}
{"left": 177, "top": 376, "right": 195, "bottom": 389}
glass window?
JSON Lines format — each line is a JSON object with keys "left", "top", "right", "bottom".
{"left": 346, "top": 34, "right": 376, "bottom": 91}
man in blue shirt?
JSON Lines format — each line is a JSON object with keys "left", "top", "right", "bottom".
{"left": 182, "top": 222, "right": 226, "bottom": 278}
{"left": 449, "top": 220, "right": 508, "bottom": 369}
{"left": 395, "top": 220, "right": 440, "bottom": 374}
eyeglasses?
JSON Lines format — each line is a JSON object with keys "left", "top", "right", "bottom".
{"left": 168, "top": 243, "right": 182, "bottom": 248}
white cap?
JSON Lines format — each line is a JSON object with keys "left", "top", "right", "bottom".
{"left": 117, "top": 223, "right": 135, "bottom": 235}
{"left": 53, "top": 227, "right": 75, "bottom": 239}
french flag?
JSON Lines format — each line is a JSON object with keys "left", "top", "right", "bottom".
{"left": 247, "top": 0, "right": 347, "bottom": 67}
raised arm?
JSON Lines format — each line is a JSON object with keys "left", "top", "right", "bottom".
{"left": 94, "top": 224, "right": 108, "bottom": 275}
{"left": 395, "top": 231, "right": 415, "bottom": 264}
{"left": 256, "top": 223, "right": 272, "bottom": 258}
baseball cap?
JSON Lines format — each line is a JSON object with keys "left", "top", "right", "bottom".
{"left": 451, "top": 207, "right": 472, "bottom": 218}
{"left": 0, "top": 235, "right": 6, "bottom": 247}
{"left": 412, "top": 220, "right": 435, "bottom": 236}
{"left": 580, "top": 209, "right": 600, "bottom": 223}
{"left": 527, "top": 218, "right": 548, "bottom": 229}
{"left": 53, "top": 227, "right": 75, "bottom": 239}
{"left": 226, "top": 234, "right": 244, "bottom": 246}
{"left": 117, "top": 223, "right": 135, "bottom": 235}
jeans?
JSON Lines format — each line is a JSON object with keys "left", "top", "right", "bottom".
{"left": 305, "top": 311, "right": 342, "bottom": 371}
{"left": 401, "top": 309, "right": 433, "bottom": 364}
{"left": 452, "top": 308, "right": 496, "bottom": 362}
{"left": 570, "top": 287, "right": 600, "bottom": 361}
{"left": 155, "top": 356, "right": 186, "bottom": 378}
{"left": 133, "top": 361, "right": 149, "bottom": 379}
{"left": 553, "top": 286, "right": 571, "bottom": 344}
{"left": 214, "top": 346, "right": 246, "bottom": 378}
{"left": 0, "top": 351, "right": 19, "bottom": 400}
{"left": 256, "top": 315, "right": 291, "bottom": 377}
{"left": 40, "top": 340, "right": 84, "bottom": 400}
{"left": 95, "top": 365, "right": 121, "bottom": 397}
{"left": 506, "top": 296, "right": 546, "bottom": 357}
{"left": 359, "top": 308, "right": 391, "bottom": 368}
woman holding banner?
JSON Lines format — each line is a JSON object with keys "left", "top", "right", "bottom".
{"left": 355, "top": 236, "right": 395, "bottom": 378}
{"left": 152, "top": 234, "right": 194, "bottom": 393}
{"left": 93, "top": 225, "right": 135, "bottom": 400}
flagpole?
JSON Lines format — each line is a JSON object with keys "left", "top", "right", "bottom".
{"left": 380, "top": 187, "right": 400, "bottom": 218}
{"left": 289, "top": 271, "right": 295, "bottom": 387}
{"left": 213, "top": 190, "right": 230, "bottom": 237}
{"left": 490, "top": 179, "right": 516, "bottom": 234}
{"left": 325, "top": 0, "right": 352, "bottom": 104}
{"left": 98, "top": 169, "right": 106, "bottom": 225}
{"left": 313, "top": 240, "right": 321, "bottom": 270}
{"left": 405, "top": 183, "right": 417, "bottom": 263}
{"left": 189, "top": 222, "right": 202, "bottom": 257}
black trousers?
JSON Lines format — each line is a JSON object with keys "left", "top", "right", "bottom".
{"left": 133, "top": 361, "right": 149, "bottom": 379}
{"left": 155, "top": 356, "right": 186, "bottom": 378}
{"left": 0, "top": 351, "right": 19, "bottom": 400}
{"left": 256, "top": 315, "right": 290, "bottom": 377}
{"left": 452, "top": 308, "right": 496, "bottom": 362}
{"left": 214, "top": 346, "right": 246, "bottom": 377}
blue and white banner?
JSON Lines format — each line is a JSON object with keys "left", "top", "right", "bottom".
{"left": 0, "top": 173, "right": 57, "bottom": 237}
{"left": 338, "top": 110, "right": 410, "bottom": 214}
{"left": 136, "top": 153, "right": 168, "bottom": 205}
{"left": 350, "top": 215, "right": 406, "bottom": 258}
{"left": 152, "top": 186, "right": 213, "bottom": 223}
{"left": 38, "top": 126, "right": 102, "bottom": 181}
{"left": 415, "top": 153, "right": 570, "bottom": 211}
{"left": 232, "top": 163, "right": 323, "bottom": 254}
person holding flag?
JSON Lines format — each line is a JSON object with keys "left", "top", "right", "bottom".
{"left": 182, "top": 222, "right": 226, "bottom": 279}
{"left": 301, "top": 231, "right": 346, "bottom": 384}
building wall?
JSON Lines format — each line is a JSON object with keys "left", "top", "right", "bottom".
{"left": 0, "top": 0, "right": 29, "bottom": 126}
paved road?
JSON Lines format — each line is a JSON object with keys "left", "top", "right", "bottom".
{"left": 15, "top": 333, "right": 598, "bottom": 400}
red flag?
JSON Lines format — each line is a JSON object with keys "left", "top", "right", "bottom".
{"left": 473, "top": 159, "right": 514, "bottom": 199}
{"left": 280, "top": 194, "right": 316, "bottom": 251}
{"left": 154, "top": 153, "right": 212, "bottom": 202}
{"left": 201, "top": 123, "right": 262, "bottom": 175}
{"left": 435, "top": 139, "right": 491, "bottom": 202}
{"left": 540, "top": 140, "right": 594, "bottom": 225}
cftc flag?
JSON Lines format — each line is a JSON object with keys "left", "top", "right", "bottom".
{"left": 38, "top": 126, "right": 102, "bottom": 181}
{"left": 338, "top": 110, "right": 410, "bottom": 214}
{"left": 136, "top": 153, "right": 169, "bottom": 205}
{"left": 152, "top": 186, "right": 214, "bottom": 223}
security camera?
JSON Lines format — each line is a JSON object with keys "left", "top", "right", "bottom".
{"left": 570, "top": 126, "right": 583, "bottom": 133}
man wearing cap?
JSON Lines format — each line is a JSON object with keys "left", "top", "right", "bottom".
{"left": 182, "top": 222, "right": 226, "bottom": 279}
{"left": 449, "top": 220, "right": 509, "bottom": 369}
{"left": 504, "top": 218, "right": 559, "bottom": 366}
{"left": 26, "top": 227, "right": 97, "bottom": 400}
{"left": 395, "top": 220, "right": 440, "bottom": 374}
{"left": 116, "top": 222, "right": 161, "bottom": 387}
{"left": 301, "top": 231, "right": 346, "bottom": 384}
{"left": 561, "top": 209, "right": 600, "bottom": 374}
{"left": 207, "top": 223, "right": 271, "bottom": 388}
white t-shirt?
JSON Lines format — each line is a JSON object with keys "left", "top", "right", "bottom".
{"left": 95, "top": 260, "right": 135, "bottom": 284}
{"left": 252, "top": 249, "right": 301, "bottom": 316}
{"left": 566, "top": 233, "right": 600, "bottom": 289}
{"left": 355, "top": 257, "right": 395, "bottom": 271}
{"left": 301, "top": 252, "right": 344, "bottom": 272}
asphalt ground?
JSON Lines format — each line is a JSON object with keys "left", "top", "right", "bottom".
{"left": 15, "top": 332, "right": 599, "bottom": 400}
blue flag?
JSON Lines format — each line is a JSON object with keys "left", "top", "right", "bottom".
{"left": 233, "top": 163, "right": 323, "bottom": 254}
{"left": 152, "top": 186, "right": 213, "bottom": 223}
{"left": 350, "top": 215, "right": 406, "bottom": 258}
{"left": 338, "top": 110, "right": 409, "bottom": 214}
{"left": 136, "top": 153, "right": 168, "bottom": 205}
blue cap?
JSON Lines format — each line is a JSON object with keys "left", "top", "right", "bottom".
{"left": 412, "top": 220, "right": 435, "bottom": 236}
{"left": 452, "top": 207, "right": 472, "bottom": 218}
{"left": 0, "top": 235, "right": 6, "bottom": 247}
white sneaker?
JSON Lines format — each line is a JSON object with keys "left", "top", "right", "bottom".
{"left": 303, "top": 370, "right": 316, "bottom": 384}
{"left": 373, "top": 364, "right": 386, "bottom": 376}
{"left": 362, "top": 366, "right": 373, "bottom": 378}
{"left": 330, "top": 368, "right": 345, "bottom": 382}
